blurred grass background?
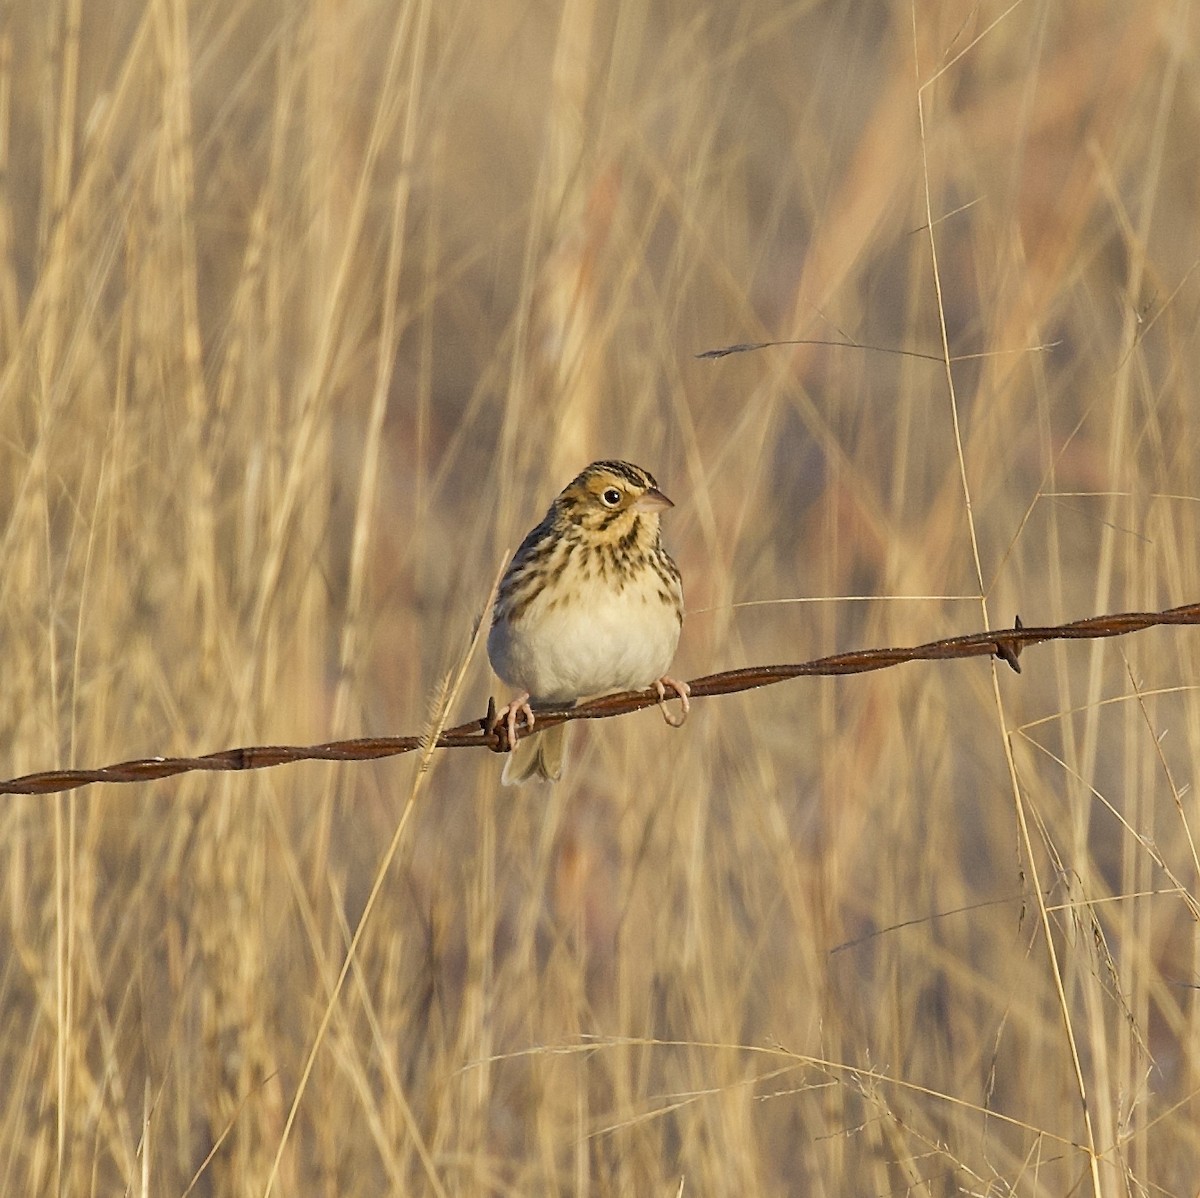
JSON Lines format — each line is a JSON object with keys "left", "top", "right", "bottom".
{"left": 2, "top": 0, "right": 1200, "bottom": 1193}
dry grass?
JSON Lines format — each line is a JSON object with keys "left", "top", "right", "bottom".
{"left": 3, "top": 0, "right": 1200, "bottom": 1194}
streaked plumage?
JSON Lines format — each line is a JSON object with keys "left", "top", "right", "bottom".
{"left": 488, "top": 460, "right": 689, "bottom": 784}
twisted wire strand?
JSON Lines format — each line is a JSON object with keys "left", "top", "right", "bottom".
{"left": 4, "top": 601, "right": 1197, "bottom": 796}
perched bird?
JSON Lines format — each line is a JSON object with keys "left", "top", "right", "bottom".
{"left": 488, "top": 460, "right": 690, "bottom": 784}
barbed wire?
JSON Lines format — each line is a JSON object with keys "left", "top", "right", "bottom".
{"left": 3, "top": 601, "right": 1198, "bottom": 796}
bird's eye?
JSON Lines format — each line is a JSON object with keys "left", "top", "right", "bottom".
{"left": 601, "top": 488, "right": 622, "bottom": 507}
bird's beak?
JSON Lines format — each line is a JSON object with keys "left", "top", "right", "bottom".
{"left": 635, "top": 487, "right": 673, "bottom": 513}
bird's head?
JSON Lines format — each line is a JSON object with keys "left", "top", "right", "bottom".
{"left": 555, "top": 460, "right": 673, "bottom": 547}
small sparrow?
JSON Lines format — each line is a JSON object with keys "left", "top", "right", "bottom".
{"left": 488, "top": 460, "right": 690, "bottom": 784}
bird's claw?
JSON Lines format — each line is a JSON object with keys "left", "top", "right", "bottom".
{"left": 494, "top": 693, "right": 534, "bottom": 752}
{"left": 654, "top": 677, "right": 691, "bottom": 728}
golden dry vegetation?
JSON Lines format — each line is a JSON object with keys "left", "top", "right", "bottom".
{"left": 3, "top": 1, "right": 1200, "bottom": 1194}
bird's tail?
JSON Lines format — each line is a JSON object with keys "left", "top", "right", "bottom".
{"left": 501, "top": 723, "right": 568, "bottom": 785}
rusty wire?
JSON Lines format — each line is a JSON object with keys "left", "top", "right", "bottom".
{"left": 3, "top": 601, "right": 1198, "bottom": 796}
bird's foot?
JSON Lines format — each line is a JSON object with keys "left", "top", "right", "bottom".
{"left": 494, "top": 692, "right": 534, "bottom": 751}
{"left": 654, "top": 677, "right": 691, "bottom": 727}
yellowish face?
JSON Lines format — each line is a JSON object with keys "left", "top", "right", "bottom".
{"left": 557, "top": 461, "right": 673, "bottom": 542}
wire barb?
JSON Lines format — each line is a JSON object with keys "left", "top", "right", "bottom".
{"left": 2, "top": 601, "right": 1197, "bottom": 796}
{"left": 994, "top": 614, "right": 1025, "bottom": 673}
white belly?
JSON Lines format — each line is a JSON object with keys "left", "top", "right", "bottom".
{"left": 489, "top": 583, "right": 681, "bottom": 705}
